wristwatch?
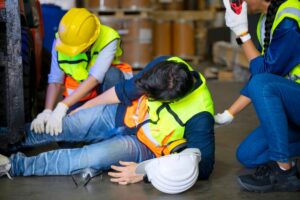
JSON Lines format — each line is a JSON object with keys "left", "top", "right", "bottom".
{"left": 236, "top": 33, "right": 251, "bottom": 45}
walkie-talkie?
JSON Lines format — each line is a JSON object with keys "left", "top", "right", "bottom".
{"left": 230, "top": 0, "right": 243, "bottom": 15}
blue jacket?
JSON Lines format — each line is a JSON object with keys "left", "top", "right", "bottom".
{"left": 241, "top": 18, "right": 300, "bottom": 96}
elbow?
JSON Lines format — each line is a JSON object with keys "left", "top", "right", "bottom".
{"left": 198, "top": 157, "right": 215, "bottom": 180}
{"left": 49, "top": 82, "right": 63, "bottom": 89}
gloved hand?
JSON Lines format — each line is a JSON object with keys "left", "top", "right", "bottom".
{"left": 45, "top": 102, "right": 69, "bottom": 136}
{"left": 30, "top": 109, "right": 52, "bottom": 133}
{"left": 214, "top": 110, "right": 234, "bottom": 125}
{"left": 223, "top": 0, "right": 248, "bottom": 36}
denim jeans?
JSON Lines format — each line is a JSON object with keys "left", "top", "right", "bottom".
{"left": 67, "top": 66, "right": 125, "bottom": 113}
{"left": 237, "top": 74, "right": 300, "bottom": 168}
{"left": 9, "top": 104, "right": 154, "bottom": 176}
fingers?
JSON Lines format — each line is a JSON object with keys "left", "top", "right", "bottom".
{"left": 223, "top": 0, "right": 230, "bottom": 9}
{"left": 110, "top": 165, "right": 124, "bottom": 172}
{"left": 118, "top": 181, "right": 128, "bottom": 185}
{"left": 108, "top": 170, "right": 143, "bottom": 185}
{"left": 36, "top": 122, "right": 43, "bottom": 133}
{"left": 31, "top": 119, "right": 44, "bottom": 134}
{"left": 119, "top": 161, "right": 136, "bottom": 166}
{"left": 108, "top": 171, "right": 122, "bottom": 178}
{"left": 108, "top": 171, "right": 127, "bottom": 185}
{"left": 45, "top": 122, "right": 54, "bottom": 136}
{"left": 110, "top": 177, "right": 128, "bottom": 185}
{"left": 45, "top": 118, "right": 62, "bottom": 136}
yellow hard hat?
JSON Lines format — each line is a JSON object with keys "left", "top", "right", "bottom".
{"left": 55, "top": 8, "right": 100, "bottom": 57}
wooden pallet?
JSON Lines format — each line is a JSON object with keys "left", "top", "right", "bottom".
{"left": 89, "top": 9, "right": 216, "bottom": 21}
{"left": 151, "top": 10, "right": 215, "bottom": 21}
{"left": 90, "top": 9, "right": 152, "bottom": 19}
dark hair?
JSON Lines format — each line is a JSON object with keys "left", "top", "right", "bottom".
{"left": 263, "top": 0, "right": 286, "bottom": 53}
{"left": 135, "top": 61, "right": 194, "bottom": 102}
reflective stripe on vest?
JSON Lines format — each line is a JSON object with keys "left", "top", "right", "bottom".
{"left": 124, "top": 57, "right": 214, "bottom": 157}
{"left": 63, "top": 76, "right": 98, "bottom": 101}
{"left": 256, "top": 0, "right": 300, "bottom": 83}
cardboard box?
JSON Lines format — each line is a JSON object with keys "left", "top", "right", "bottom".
{"left": 213, "top": 41, "right": 249, "bottom": 69}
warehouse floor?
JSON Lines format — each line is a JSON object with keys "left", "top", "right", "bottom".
{"left": 0, "top": 80, "right": 299, "bottom": 200}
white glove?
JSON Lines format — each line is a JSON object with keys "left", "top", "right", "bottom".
{"left": 30, "top": 109, "right": 52, "bottom": 133}
{"left": 45, "top": 102, "right": 69, "bottom": 136}
{"left": 214, "top": 110, "right": 234, "bottom": 125}
{"left": 223, "top": 0, "right": 248, "bottom": 36}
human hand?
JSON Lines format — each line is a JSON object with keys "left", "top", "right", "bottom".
{"left": 214, "top": 110, "right": 234, "bottom": 126}
{"left": 45, "top": 102, "right": 68, "bottom": 136}
{"left": 108, "top": 161, "right": 144, "bottom": 185}
{"left": 30, "top": 109, "right": 52, "bottom": 133}
{"left": 223, "top": 0, "right": 248, "bottom": 36}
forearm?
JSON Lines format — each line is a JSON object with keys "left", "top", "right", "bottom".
{"left": 241, "top": 39, "right": 260, "bottom": 62}
{"left": 62, "top": 76, "right": 99, "bottom": 107}
{"left": 45, "top": 83, "right": 63, "bottom": 110}
{"left": 81, "top": 86, "right": 120, "bottom": 109}
{"left": 228, "top": 95, "right": 251, "bottom": 116}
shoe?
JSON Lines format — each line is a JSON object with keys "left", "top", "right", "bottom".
{"left": 0, "top": 154, "right": 12, "bottom": 179}
{"left": 238, "top": 161, "right": 300, "bottom": 192}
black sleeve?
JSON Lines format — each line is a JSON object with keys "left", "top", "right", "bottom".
{"left": 184, "top": 112, "right": 215, "bottom": 180}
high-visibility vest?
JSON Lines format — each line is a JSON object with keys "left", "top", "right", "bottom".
{"left": 124, "top": 57, "right": 214, "bottom": 157}
{"left": 257, "top": 0, "right": 300, "bottom": 83}
{"left": 56, "top": 25, "right": 132, "bottom": 101}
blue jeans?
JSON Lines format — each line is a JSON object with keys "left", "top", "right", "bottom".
{"left": 67, "top": 66, "right": 125, "bottom": 113}
{"left": 237, "top": 74, "right": 300, "bottom": 168}
{"left": 9, "top": 104, "right": 154, "bottom": 176}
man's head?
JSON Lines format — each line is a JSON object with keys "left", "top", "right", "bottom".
{"left": 55, "top": 8, "right": 100, "bottom": 57}
{"left": 135, "top": 61, "right": 194, "bottom": 102}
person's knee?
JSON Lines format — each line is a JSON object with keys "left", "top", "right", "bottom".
{"left": 248, "top": 74, "right": 269, "bottom": 91}
{"left": 236, "top": 144, "right": 255, "bottom": 168}
{"left": 101, "top": 67, "right": 125, "bottom": 92}
{"left": 248, "top": 74, "right": 278, "bottom": 98}
{"left": 105, "top": 67, "right": 124, "bottom": 82}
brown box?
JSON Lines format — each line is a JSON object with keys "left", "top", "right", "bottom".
{"left": 218, "top": 70, "right": 234, "bottom": 81}
{"left": 213, "top": 41, "right": 249, "bottom": 69}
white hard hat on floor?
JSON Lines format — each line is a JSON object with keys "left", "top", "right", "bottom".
{"left": 136, "top": 148, "right": 201, "bottom": 194}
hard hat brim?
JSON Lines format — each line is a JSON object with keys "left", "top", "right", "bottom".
{"left": 135, "top": 148, "right": 201, "bottom": 175}
{"left": 55, "top": 14, "right": 100, "bottom": 57}
{"left": 55, "top": 38, "right": 87, "bottom": 57}
{"left": 136, "top": 158, "right": 154, "bottom": 175}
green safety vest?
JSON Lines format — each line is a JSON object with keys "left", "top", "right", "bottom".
{"left": 146, "top": 57, "right": 214, "bottom": 149}
{"left": 57, "top": 25, "right": 123, "bottom": 82}
{"left": 257, "top": 0, "right": 300, "bottom": 83}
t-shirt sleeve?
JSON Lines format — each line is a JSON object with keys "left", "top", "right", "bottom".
{"left": 48, "top": 40, "right": 65, "bottom": 84}
{"left": 88, "top": 40, "right": 118, "bottom": 82}
{"left": 249, "top": 18, "right": 300, "bottom": 76}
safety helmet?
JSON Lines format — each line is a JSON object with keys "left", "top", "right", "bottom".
{"left": 136, "top": 148, "right": 201, "bottom": 194}
{"left": 55, "top": 8, "right": 100, "bottom": 57}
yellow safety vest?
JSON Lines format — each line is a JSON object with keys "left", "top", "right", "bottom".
{"left": 257, "top": 0, "right": 300, "bottom": 83}
{"left": 124, "top": 57, "right": 214, "bottom": 157}
{"left": 57, "top": 25, "right": 123, "bottom": 82}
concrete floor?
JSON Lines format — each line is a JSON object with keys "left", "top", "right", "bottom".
{"left": 0, "top": 81, "right": 299, "bottom": 200}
